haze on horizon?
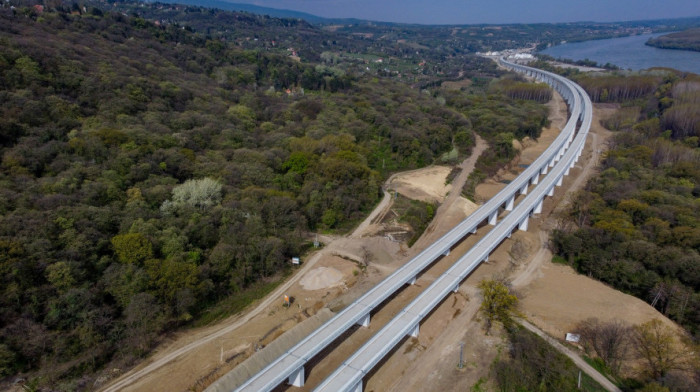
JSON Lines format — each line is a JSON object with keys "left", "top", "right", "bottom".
{"left": 227, "top": 0, "right": 700, "bottom": 24}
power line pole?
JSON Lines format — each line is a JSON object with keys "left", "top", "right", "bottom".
{"left": 577, "top": 370, "right": 581, "bottom": 389}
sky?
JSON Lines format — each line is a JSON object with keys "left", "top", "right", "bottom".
{"left": 230, "top": 0, "right": 700, "bottom": 25}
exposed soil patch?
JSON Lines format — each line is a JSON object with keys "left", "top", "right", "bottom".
{"left": 388, "top": 165, "right": 454, "bottom": 203}
{"left": 299, "top": 267, "right": 345, "bottom": 291}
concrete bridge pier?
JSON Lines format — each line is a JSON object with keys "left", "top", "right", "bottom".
{"left": 505, "top": 195, "right": 515, "bottom": 211}
{"left": 289, "top": 366, "right": 305, "bottom": 387}
{"left": 358, "top": 313, "right": 370, "bottom": 327}
{"left": 520, "top": 183, "right": 528, "bottom": 195}
{"left": 349, "top": 381, "right": 362, "bottom": 392}
{"left": 531, "top": 174, "right": 539, "bottom": 185}
{"left": 556, "top": 176, "right": 563, "bottom": 187}
{"left": 547, "top": 186, "right": 555, "bottom": 197}
{"left": 410, "top": 324, "right": 419, "bottom": 338}
{"left": 534, "top": 199, "right": 543, "bottom": 214}
{"left": 518, "top": 216, "right": 529, "bottom": 231}
{"left": 488, "top": 210, "right": 498, "bottom": 225}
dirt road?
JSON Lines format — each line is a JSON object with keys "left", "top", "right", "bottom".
{"left": 350, "top": 190, "right": 391, "bottom": 239}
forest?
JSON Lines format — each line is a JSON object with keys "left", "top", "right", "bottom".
{"left": 647, "top": 28, "right": 700, "bottom": 52}
{"left": 0, "top": 2, "right": 555, "bottom": 389}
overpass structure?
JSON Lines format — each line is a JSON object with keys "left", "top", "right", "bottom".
{"left": 314, "top": 59, "right": 593, "bottom": 392}
{"left": 229, "top": 58, "right": 592, "bottom": 392}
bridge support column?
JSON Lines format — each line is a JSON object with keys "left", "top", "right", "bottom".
{"left": 549, "top": 157, "right": 555, "bottom": 168}
{"left": 351, "top": 381, "right": 363, "bottom": 392}
{"left": 531, "top": 175, "right": 539, "bottom": 185}
{"left": 534, "top": 199, "right": 543, "bottom": 214}
{"left": 488, "top": 210, "right": 498, "bottom": 226}
{"left": 519, "top": 216, "right": 529, "bottom": 231}
{"left": 289, "top": 365, "right": 305, "bottom": 387}
{"left": 547, "top": 187, "right": 555, "bottom": 197}
{"left": 541, "top": 165, "right": 548, "bottom": 175}
{"left": 565, "top": 166, "right": 570, "bottom": 176}
{"left": 410, "top": 324, "right": 419, "bottom": 338}
{"left": 471, "top": 227, "right": 477, "bottom": 234}
{"left": 453, "top": 284, "right": 459, "bottom": 293}
{"left": 505, "top": 195, "right": 515, "bottom": 211}
{"left": 556, "top": 176, "right": 563, "bottom": 187}
{"left": 358, "top": 313, "right": 370, "bottom": 328}
{"left": 520, "top": 183, "right": 528, "bottom": 195}
{"left": 443, "top": 249, "right": 450, "bottom": 257}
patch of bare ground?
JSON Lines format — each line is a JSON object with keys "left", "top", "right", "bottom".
{"left": 388, "top": 165, "right": 453, "bottom": 203}
{"left": 441, "top": 78, "right": 473, "bottom": 90}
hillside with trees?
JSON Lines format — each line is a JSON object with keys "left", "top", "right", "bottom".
{"left": 0, "top": 2, "right": 556, "bottom": 389}
{"left": 647, "top": 28, "right": 700, "bottom": 52}
{"left": 548, "top": 68, "right": 700, "bottom": 389}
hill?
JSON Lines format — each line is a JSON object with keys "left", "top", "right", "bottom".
{"left": 154, "top": 0, "right": 369, "bottom": 24}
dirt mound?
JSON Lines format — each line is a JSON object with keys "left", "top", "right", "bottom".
{"left": 459, "top": 197, "right": 478, "bottom": 216}
{"left": 300, "top": 267, "right": 345, "bottom": 291}
{"left": 389, "top": 165, "right": 452, "bottom": 203}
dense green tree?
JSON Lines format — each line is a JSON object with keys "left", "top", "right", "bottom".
{"left": 111, "top": 233, "right": 154, "bottom": 265}
{"left": 478, "top": 279, "right": 519, "bottom": 334}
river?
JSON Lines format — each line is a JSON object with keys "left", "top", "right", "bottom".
{"left": 540, "top": 33, "right": 700, "bottom": 74}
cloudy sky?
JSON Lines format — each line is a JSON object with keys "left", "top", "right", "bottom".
{"left": 230, "top": 0, "right": 700, "bottom": 24}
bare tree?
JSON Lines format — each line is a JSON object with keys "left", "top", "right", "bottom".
{"left": 576, "top": 318, "right": 631, "bottom": 374}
